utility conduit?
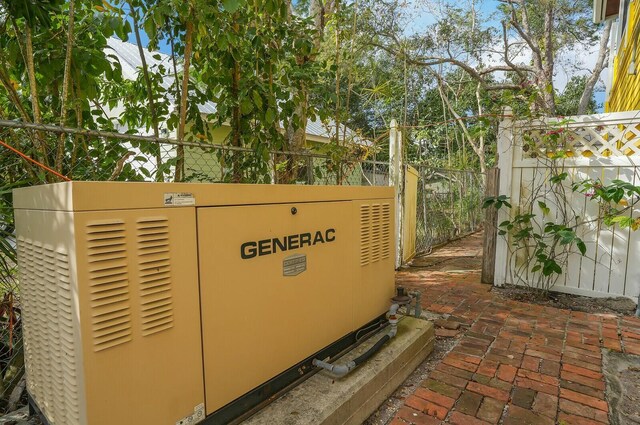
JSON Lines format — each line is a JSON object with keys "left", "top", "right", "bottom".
{"left": 312, "top": 304, "right": 400, "bottom": 378}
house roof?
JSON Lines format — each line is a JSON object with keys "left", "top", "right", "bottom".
{"left": 593, "top": 0, "right": 621, "bottom": 23}
{"left": 106, "top": 37, "right": 218, "bottom": 115}
{"left": 106, "top": 37, "right": 369, "bottom": 146}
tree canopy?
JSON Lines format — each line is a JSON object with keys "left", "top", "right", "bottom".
{"left": 0, "top": 0, "right": 612, "bottom": 180}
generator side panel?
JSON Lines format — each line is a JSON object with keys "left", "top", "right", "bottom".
{"left": 15, "top": 209, "right": 87, "bottom": 425}
{"left": 352, "top": 199, "right": 396, "bottom": 329}
{"left": 73, "top": 208, "right": 205, "bottom": 425}
{"left": 197, "top": 201, "right": 355, "bottom": 414}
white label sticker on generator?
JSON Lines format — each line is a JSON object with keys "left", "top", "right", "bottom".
{"left": 164, "top": 192, "right": 195, "bottom": 206}
{"left": 283, "top": 254, "right": 307, "bottom": 276}
{"left": 176, "top": 403, "right": 205, "bottom": 425}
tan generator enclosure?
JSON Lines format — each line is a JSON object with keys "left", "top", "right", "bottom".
{"left": 13, "top": 182, "right": 395, "bottom": 425}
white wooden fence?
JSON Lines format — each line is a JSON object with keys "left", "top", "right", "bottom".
{"left": 495, "top": 109, "right": 640, "bottom": 300}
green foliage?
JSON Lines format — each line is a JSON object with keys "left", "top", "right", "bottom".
{"left": 483, "top": 195, "right": 511, "bottom": 210}
{"left": 124, "top": 0, "right": 330, "bottom": 181}
{"left": 484, "top": 199, "right": 586, "bottom": 283}
{"left": 556, "top": 76, "right": 597, "bottom": 116}
{"left": 573, "top": 179, "right": 640, "bottom": 231}
{"left": 1, "top": 0, "right": 65, "bottom": 27}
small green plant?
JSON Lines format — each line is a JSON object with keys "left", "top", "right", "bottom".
{"left": 484, "top": 194, "right": 586, "bottom": 292}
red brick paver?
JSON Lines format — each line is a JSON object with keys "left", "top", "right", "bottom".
{"left": 391, "top": 232, "right": 638, "bottom": 425}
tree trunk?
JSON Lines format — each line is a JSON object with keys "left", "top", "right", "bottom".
{"left": 56, "top": 0, "right": 75, "bottom": 173}
{"left": 578, "top": 20, "right": 612, "bottom": 115}
{"left": 176, "top": 17, "right": 194, "bottom": 182}
{"left": 0, "top": 65, "right": 31, "bottom": 122}
{"left": 541, "top": 3, "right": 556, "bottom": 115}
{"left": 231, "top": 18, "right": 242, "bottom": 183}
{"left": 311, "top": 0, "right": 336, "bottom": 43}
{"left": 23, "top": 25, "right": 48, "bottom": 167}
{"left": 475, "top": 83, "right": 487, "bottom": 179}
{"left": 130, "top": 3, "right": 163, "bottom": 181}
{"left": 278, "top": 0, "right": 336, "bottom": 184}
{"left": 436, "top": 74, "right": 486, "bottom": 178}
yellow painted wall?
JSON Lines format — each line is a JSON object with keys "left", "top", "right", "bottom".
{"left": 607, "top": 0, "right": 640, "bottom": 112}
{"left": 402, "top": 165, "right": 419, "bottom": 262}
{"left": 184, "top": 125, "right": 231, "bottom": 181}
{"left": 182, "top": 125, "right": 365, "bottom": 183}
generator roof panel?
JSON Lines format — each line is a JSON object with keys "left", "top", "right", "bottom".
{"left": 13, "top": 182, "right": 394, "bottom": 212}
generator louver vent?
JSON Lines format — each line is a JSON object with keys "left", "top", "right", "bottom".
{"left": 360, "top": 205, "right": 371, "bottom": 266}
{"left": 17, "top": 239, "right": 81, "bottom": 425}
{"left": 137, "top": 217, "right": 174, "bottom": 336}
{"left": 370, "top": 204, "right": 382, "bottom": 263}
{"left": 87, "top": 221, "right": 132, "bottom": 352}
{"left": 360, "top": 202, "right": 392, "bottom": 266}
{"left": 381, "top": 203, "right": 391, "bottom": 260}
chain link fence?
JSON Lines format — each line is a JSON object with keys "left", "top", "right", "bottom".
{"left": 412, "top": 165, "right": 485, "bottom": 254}
{"left": 0, "top": 120, "right": 391, "bottom": 186}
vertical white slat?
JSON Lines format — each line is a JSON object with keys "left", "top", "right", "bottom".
{"left": 530, "top": 165, "right": 547, "bottom": 286}
{"left": 495, "top": 108, "right": 514, "bottom": 286}
{"left": 593, "top": 166, "right": 617, "bottom": 294}
{"left": 537, "top": 164, "right": 566, "bottom": 290}
{"left": 578, "top": 165, "right": 600, "bottom": 292}
{"left": 565, "top": 165, "right": 588, "bottom": 290}
{"left": 608, "top": 164, "right": 632, "bottom": 295}
{"left": 509, "top": 167, "right": 525, "bottom": 285}
{"left": 510, "top": 166, "right": 536, "bottom": 287}
{"left": 555, "top": 163, "right": 569, "bottom": 290}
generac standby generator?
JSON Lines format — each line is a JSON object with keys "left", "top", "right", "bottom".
{"left": 13, "top": 182, "right": 395, "bottom": 425}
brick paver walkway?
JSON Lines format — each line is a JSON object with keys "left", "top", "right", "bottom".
{"left": 391, "top": 232, "right": 640, "bottom": 425}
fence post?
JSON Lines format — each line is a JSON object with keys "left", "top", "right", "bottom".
{"left": 494, "top": 107, "right": 514, "bottom": 286}
{"left": 481, "top": 167, "right": 500, "bottom": 283}
{"left": 389, "top": 119, "right": 404, "bottom": 268}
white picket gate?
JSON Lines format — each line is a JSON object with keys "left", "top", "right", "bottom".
{"left": 495, "top": 109, "right": 640, "bottom": 300}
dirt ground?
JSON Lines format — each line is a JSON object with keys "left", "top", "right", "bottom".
{"left": 494, "top": 284, "right": 638, "bottom": 316}
{"left": 604, "top": 351, "right": 640, "bottom": 425}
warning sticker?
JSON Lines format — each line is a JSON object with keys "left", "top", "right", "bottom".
{"left": 164, "top": 192, "right": 195, "bottom": 207}
{"left": 283, "top": 254, "right": 307, "bottom": 276}
{"left": 175, "top": 403, "right": 205, "bottom": 425}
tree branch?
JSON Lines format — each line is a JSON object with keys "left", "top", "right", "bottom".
{"left": 130, "top": 2, "right": 163, "bottom": 181}
{"left": 578, "top": 20, "right": 612, "bottom": 114}
{"left": 0, "top": 64, "right": 31, "bottom": 122}
{"left": 502, "top": 21, "right": 526, "bottom": 79}
{"left": 503, "top": 0, "right": 543, "bottom": 71}
{"left": 372, "top": 40, "right": 528, "bottom": 92}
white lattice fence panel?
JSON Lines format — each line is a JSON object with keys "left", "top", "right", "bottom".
{"left": 520, "top": 112, "right": 640, "bottom": 159}
{"left": 496, "top": 109, "right": 640, "bottom": 300}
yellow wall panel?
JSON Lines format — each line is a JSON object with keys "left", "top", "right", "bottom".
{"left": 607, "top": 1, "right": 640, "bottom": 112}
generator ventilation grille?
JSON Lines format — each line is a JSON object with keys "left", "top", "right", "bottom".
{"left": 360, "top": 203, "right": 391, "bottom": 266}
{"left": 17, "top": 239, "right": 81, "bottom": 425}
{"left": 137, "top": 217, "right": 174, "bottom": 336}
{"left": 86, "top": 220, "right": 132, "bottom": 352}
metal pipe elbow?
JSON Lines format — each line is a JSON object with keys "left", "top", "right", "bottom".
{"left": 312, "top": 358, "right": 356, "bottom": 377}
